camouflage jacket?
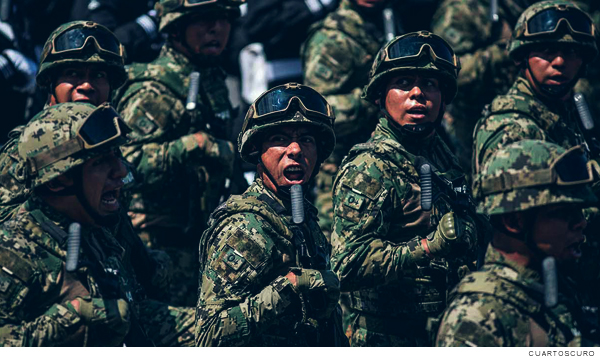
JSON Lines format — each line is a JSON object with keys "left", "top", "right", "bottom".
{"left": 301, "top": 0, "right": 381, "bottom": 166}
{"left": 436, "top": 244, "right": 598, "bottom": 347}
{"left": 331, "top": 118, "right": 477, "bottom": 322}
{"left": 196, "top": 178, "right": 347, "bottom": 346}
{"left": 0, "top": 195, "right": 195, "bottom": 346}
{"left": 473, "top": 76, "right": 586, "bottom": 176}
{"left": 114, "top": 43, "right": 234, "bottom": 233}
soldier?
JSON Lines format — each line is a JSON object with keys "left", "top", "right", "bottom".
{"left": 330, "top": 31, "right": 479, "bottom": 346}
{"left": 437, "top": 140, "right": 599, "bottom": 347}
{"left": 0, "top": 102, "right": 195, "bottom": 346}
{"left": 431, "top": 0, "right": 536, "bottom": 177}
{"left": 114, "top": 0, "right": 242, "bottom": 306}
{"left": 473, "top": 0, "right": 598, "bottom": 174}
{"left": 196, "top": 83, "right": 348, "bottom": 346}
{"left": 0, "top": 21, "right": 128, "bottom": 223}
{"left": 301, "top": 0, "right": 385, "bottom": 239}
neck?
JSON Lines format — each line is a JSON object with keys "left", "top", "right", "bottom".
{"left": 491, "top": 231, "right": 536, "bottom": 268}
{"left": 40, "top": 194, "right": 99, "bottom": 227}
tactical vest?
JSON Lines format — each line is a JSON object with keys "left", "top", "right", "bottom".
{"left": 451, "top": 271, "right": 585, "bottom": 346}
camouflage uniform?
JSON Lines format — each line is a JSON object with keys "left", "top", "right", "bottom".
{"left": 196, "top": 83, "right": 347, "bottom": 346}
{"left": 431, "top": 0, "right": 534, "bottom": 175}
{"left": 302, "top": 0, "right": 382, "bottom": 238}
{"left": 0, "top": 103, "right": 195, "bottom": 346}
{"left": 437, "top": 140, "right": 600, "bottom": 347}
{"left": 114, "top": 1, "right": 238, "bottom": 306}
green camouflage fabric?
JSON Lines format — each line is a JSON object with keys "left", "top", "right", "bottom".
{"left": 37, "top": 21, "right": 127, "bottom": 89}
{"left": 330, "top": 117, "right": 478, "bottom": 346}
{"left": 436, "top": 244, "right": 599, "bottom": 347}
{"left": 473, "top": 76, "right": 587, "bottom": 177}
{"left": 301, "top": 0, "right": 382, "bottom": 239}
{"left": 473, "top": 140, "right": 597, "bottom": 216}
{"left": 0, "top": 195, "right": 195, "bottom": 346}
{"left": 114, "top": 42, "right": 235, "bottom": 306}
{"left": 155, "top": 0, "right": 243, "bottom": 33}
{"left": 196, "top": 178, "right": 348, "bottom": 346}
{"left": 431, "top": 0, "right": 535, "bottom": 177}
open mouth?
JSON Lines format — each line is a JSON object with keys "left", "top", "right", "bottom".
{"left": 101, "top": 189, "right": 119, "bottom": 207}
{"left": 565, "top": 241, "right": 583, "bottom": 258}
{"left": 283, "top": 166, "right": 305, "bottom": 181}
{"left": 407, "top": 107, "right": 428, "bottom": 117}
{"left": 203, "top": 40, "right": 221, "bottom": 51}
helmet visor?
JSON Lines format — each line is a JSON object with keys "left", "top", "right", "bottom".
{"left": 53, "top": 26, "right": 122, "bottom": 57}
{"left": 252, "top": 83, "right": 334, "bottom": 121}
{"left": 384, "top": 33, "right": 460, "bottom": 72}
{"left": 78, "top": 105, "right": 130, "bottom": 149}
{"left": 525, "top": 8, "right": 594, "bottom": 37}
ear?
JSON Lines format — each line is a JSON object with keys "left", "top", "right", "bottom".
{"left": 500, "top": 212, "right": 525, "bottom": 235}
{"left": 45, "top": 174, "right": 73, "bottom": 193}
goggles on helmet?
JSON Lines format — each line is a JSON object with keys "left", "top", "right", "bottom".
{"left": 382, "top": 32, "right": 460, "bottom": 74}
{"left": 524, "top": 6, "right": 595, "bottom": 38}
{"left": 478, "top": 145, "right": 598, "bottom": 196}
{"left": 248, "top": 83, "right": 335, "bottom": 124}
{"left": 52, "top": 24, "right": 124, "bottom": 58}
{"left": 182, "top": 0, "right": 245, "bottom": 8}
{"left": 27, "top": 104, "right": 130, "bottom": 174}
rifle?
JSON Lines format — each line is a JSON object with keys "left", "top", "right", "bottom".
{"left": 416, "top": 157, "right": 491, "bottom": 269}
{"left": 573, "top": 92, "right": 600, "bottom": 160}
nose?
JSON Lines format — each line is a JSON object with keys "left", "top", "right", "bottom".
{"left": 408, "top": 84, "right": 424, "bottom": 99}
{"left": 551, "top": 51, "right": 566, "bottom": 67}
{"left": 110, "top": 157, "right": 128, "bottom": 180}
{"left": 76, "top": 73, "right": 95, "bottom": 92}
{"left": 570, "top": 209, "right": 587, "bottom": 231}
{"left": 286, "top": 140, "right": 302, "bottom": 159}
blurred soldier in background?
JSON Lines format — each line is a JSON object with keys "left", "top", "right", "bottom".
{"left": 196, "top": 83, "right": 347, "bottom": 346}
{"left": 114, "top": 0, "right": 242, "bottom": 307}
{"left": 437, "top": 140, "right": 599, "bottom": 347}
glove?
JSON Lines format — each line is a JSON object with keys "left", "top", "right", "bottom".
{"left": 193, "top": 131, "right": 235, "bottom": 176}
{"left": 0, "top": 49, "right": 38, "bottom": 93}
{"left": 286, "top": 268, "right": 340, "bottom": 320}
{"left": 68, "top": 296, "right": 131, "bottom": 346}
{"left": 425, "top": 211, "right": 463, "bottom": 257}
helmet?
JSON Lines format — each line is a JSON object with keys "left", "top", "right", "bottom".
{"left": 362, "top": 31, "right": 460, "bottom": 104}
{"left": 472, "top": 140, "right": 598, "bottom": 216}
{"left": 155, "top": 0, "right": 244, "bottom": 33}
{"left": 37, "top": 21, "right": 127, "bottom": 89}
{"left": 19, "top": 102, "right": 131, "bottom": 189}
{"left": 508, "top": 0, "right": 598, "bottom": 63}
{"left": 238, "top": 83, "right": 336, "bottom": 165}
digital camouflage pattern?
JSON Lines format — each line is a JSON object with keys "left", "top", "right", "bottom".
{"left": 36, "top": 21, "right": 127, "bottom": 89}
{"left": 330, "top": 117, "right": 478, "bottom": 346}
{"left": 436, "top": 244, "right": 598, "bottom": 347}
{"left": 473, "top": 76, "right": 587, "bottom": 177}
{"left": 196, "top": 178, "right": 347, "bottom": 346}
{"left": 0, "top": 195, "right": 195, "bottom": 346}
{"left": 472, "top": 140, "right": 597, "bottom": 216}
{"left": 114, "top": 43, "right": 235, "bottom": 306}
{"left": 431, "top": 0, "right": 535, "bottom": 176}
{"left": 155, "top": 0, "right": 243, "bottom": 33}
{"left": 301, "top": 0, "right": 382, "bottom": 238}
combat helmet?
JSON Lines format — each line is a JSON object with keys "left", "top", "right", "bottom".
{"left": 508, "top": 0, "right": 598, "bottom": 62}
{"left": 155, "top": 0, "right": 244, "bottom": 33}
{"left": 238, "top": 83, "right": 336, "bottom": 165}
{"left": 363, "top": 31, "right": 461, "bottom": 105}
{"left": 37, "top": 21, "right": 127, "bottom": 89}
{"left": 472, "top": 140, "right": 598, "bottom": 217}
{"left": 19, "top": 102, "right": 131, "bottom": 190}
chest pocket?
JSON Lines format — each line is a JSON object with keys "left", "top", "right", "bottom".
{"left": 337, "top": 170, "right": 382, "bottom": 224}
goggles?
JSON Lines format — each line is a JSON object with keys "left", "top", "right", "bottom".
{"left": 248, "top": 83, "right": 334, "bottom": 124}
{"left": 182, "top": 0, "right": 245, "bottom": 8}
{"left": 524, "top": 6, "right": 595, "bottom": 38}
{"left": 479, "top": 145, "right": 598, "bottom": 196}
{"left": 52, "top": 24, "right": 124, "bottom": 58}
{"left": 27, "top": 104, "right": 130, "bottom": 174}
{"left": 382, "top": 32, "right": 460, "bottom": 73}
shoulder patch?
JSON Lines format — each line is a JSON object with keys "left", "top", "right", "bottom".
{"left": 0, "top": 247, "right": 34, "bottom": 283}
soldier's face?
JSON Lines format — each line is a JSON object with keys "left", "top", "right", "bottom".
{"left": 259, "top": 125, "right": 318, "bottom": 193}
{"left": 183, "top": 15, "right": 231, "bottom": 57}
{"left": 51, "top": 65, "right": 111, "bottom": 106}
{"left": 80, "top": 149, "right": 128, "bottom": 219}
{"left": 384, "top": 74, "right": 443, "bottom": 128}
{"left": 526, "top": 45, "right": 584, "bottom": 98}
{"left": 531, "top": 204, "right": 587, "bottom": 262}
